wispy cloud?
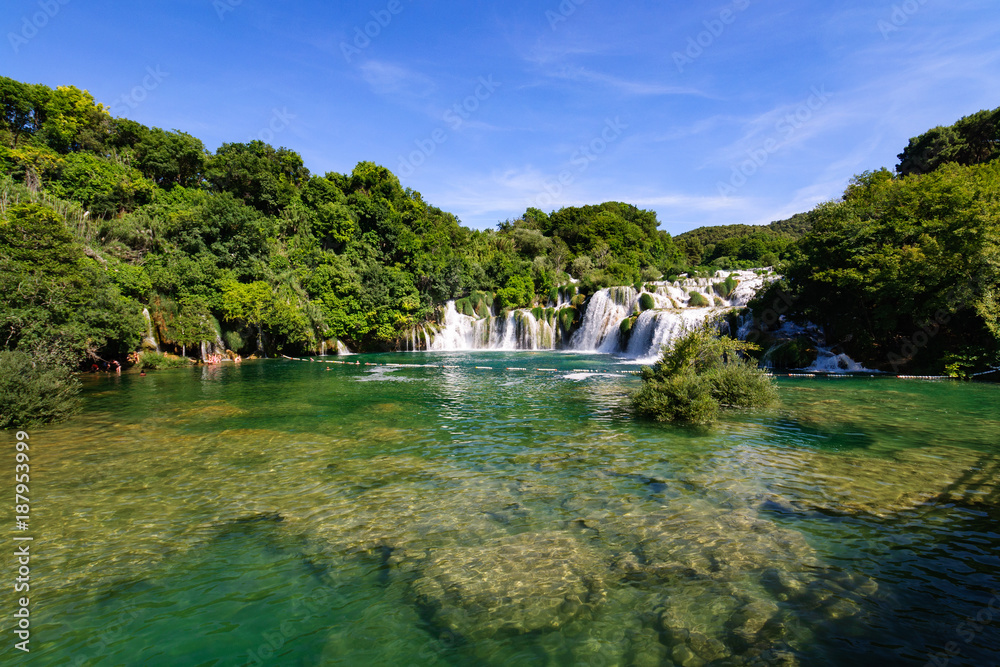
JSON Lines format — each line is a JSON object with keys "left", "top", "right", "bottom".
{"left": 545, "top": 66, "right": 709, "bottom": 97}
{"left": 359, "top": 61, "right": 436, "bottom": 99}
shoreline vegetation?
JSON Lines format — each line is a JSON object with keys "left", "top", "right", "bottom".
{"left": 1, "top": 75, "right": 999, "bottom": 427}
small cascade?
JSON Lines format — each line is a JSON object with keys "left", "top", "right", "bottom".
{"left": 320, "top": 340, "right": 327, "bottom": 356}
{"left": 426, "top": 301, "right": 566, "bottom": 351}
{"left": 335, "top": 340, "right": 352, "bottom": 356}
{"left": 571, "top": 271, "right": 771, "bottom": 359}
{"left": 570, "top": 286, "right": 638, "bottom": 352}
{"left": 141, "top": 308, "right": 160, "bottom": 352}
{"left": 806, "top": 348, "right": 874, "bottom": 373}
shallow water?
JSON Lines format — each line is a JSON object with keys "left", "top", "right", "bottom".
{"left": 7, "top": 352, "right": 1000, "bottom": 666}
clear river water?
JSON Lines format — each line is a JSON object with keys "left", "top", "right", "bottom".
{"left": 8, "top": 352, "right": 1000, "bottom": 666}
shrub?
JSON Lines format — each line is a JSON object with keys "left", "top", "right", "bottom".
{"left": 688, "top": 292, "right": 710, "bottom": 308}
{"left": 224, "top": 330, "right": 246, "bottom": 353}
{"left": 714, "top": 275, "right": 739, "bottom": 299}
{"left": 0, "top": 351, "right": 81, "bottom": 428}
{"left": 633, "top": 373, "right": 718, "bottom": 424}
{"left": 139, "top": 352, "right": 190, "bottom": 370}
{"left": 638, "top": 293, "right": 656, "bottom": 311}
{"left": 641, "top": 266, "right": 663, "bottom": 282}
{"left": 632, "top": 326, "right": 776, "bottom": 425}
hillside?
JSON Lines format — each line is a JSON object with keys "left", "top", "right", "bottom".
{"left": 673, "top": 213, "right": 814, "bottom": 268}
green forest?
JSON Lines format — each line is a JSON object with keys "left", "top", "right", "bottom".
{"left": 2, "top": 75, "right": 999, "bottom": 426}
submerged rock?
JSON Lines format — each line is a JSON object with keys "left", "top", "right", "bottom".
{"left": 756, "top": 445, "right": 1000, "bottom": 517}
{"left": 410, "top": 531, "right": 606, "bottom": 640}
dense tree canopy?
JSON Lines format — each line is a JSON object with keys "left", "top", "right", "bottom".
{"left": 0, "top": 75, "right": 687, "bottom": 373}
{"left": 761, "top": 162, "right": 1000, "bottom": 373}
{"left": 897, "top": 107, "right": 1000, "bottom": 177}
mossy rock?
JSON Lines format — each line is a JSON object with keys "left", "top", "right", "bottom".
{"left": 571, "top": 293, "right": 587, "bottom": 308}
{"left": 764, "top": 338, "right": 817, "bottom": 369}
{"left": 688, "top": 292, "right": 710, "bottom": 308}
{"left": 558, "top": 307, "right": 580, "bottom": 333}
{"left": 638, "top": 293, "right": 655, "bottom": 311}
{"left": 455, "top": 298, "right": 474, "bottom": 317}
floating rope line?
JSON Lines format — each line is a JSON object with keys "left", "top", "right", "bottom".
{"left": 282, "top": 357, "right": 954, "bottom": 381}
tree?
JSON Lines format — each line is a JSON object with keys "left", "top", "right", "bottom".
{"left": 172, "top": 296, "right": 217, "bottom": 357}
{"left": 207, "top": 141, "right": 308, "bottom": 215}
{"left": 47, "top": 152, "right": 154, "bottom": 217}
{"left": 134, "top": 128, "right": 206, "bottom": 188}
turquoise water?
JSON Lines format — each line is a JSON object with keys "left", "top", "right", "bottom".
{"left": 5, "top": 352, "right": 1000, "bottom": 666}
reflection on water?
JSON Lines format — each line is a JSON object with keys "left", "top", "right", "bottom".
{"left": 10, "top": 353, "right": 1000, "bottom": 666}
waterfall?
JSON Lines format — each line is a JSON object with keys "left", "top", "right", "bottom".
{"left": 806, "top": 347, "right": 874, "bottom": 373}
{"left": 569, "top": 286, "right": 638, "bottom": 352}
{"left": 335, "top": 340, "right": 353, "bottom": 356}
{"left": 415, "top": 271, "right": 771, "bottom": 357}
{"left": 571, "top": 271, "right": 771, "bottom": 360}
{"left": 141, "top": 308, "right": 160, "bottom": 352}
{"left": 428, "top": 301, "right": 565, "bottom": 351}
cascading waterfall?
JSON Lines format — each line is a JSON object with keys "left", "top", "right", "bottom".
{"left": 569, "top": 270, "right": 770, "bottom": 360}
{"left": 570, "top": 286, "right": 638, "bottom": 352}
{"left": 413, "top": 271, "right": 774, "bottom": 358}
{"left": 424, "top": 301, "right": 567, "bottom": 351}
{"left": 141, "top": 308, "right": 160, "bottom": 353}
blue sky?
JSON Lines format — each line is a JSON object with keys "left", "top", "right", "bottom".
{"left": 3, "top": 0, "right": 999, "bottom": 234}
